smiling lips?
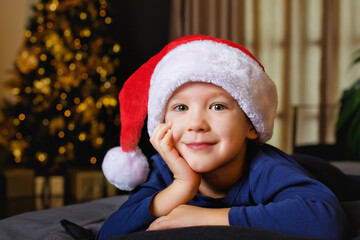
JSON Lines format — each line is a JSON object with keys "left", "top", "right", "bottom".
{"left": 185, "top": 142, "right": 216, "bottom": 150}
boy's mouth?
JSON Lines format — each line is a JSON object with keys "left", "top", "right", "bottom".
{"left": 185, "top": 142, "right": 216, "bottom": 150}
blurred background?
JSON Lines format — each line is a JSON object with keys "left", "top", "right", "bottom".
{"left": 0, "top": 0, "right": 360, "bottom": 218}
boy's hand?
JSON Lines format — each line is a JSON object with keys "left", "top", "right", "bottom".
{"left": 149, "top": 121, "right": 200, "bottom": 217}
{"left": 150, "top": 121, "right": 200, "bottom": 191}
{"left": 147, "top": 205, "right": 230, "bottom": 231}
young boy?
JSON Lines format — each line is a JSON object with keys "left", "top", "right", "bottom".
{"left": 98, "top": 35, "right": 347, "bottom": 240}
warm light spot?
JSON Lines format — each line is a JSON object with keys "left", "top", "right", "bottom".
{"left": 46, "top": 22, "right": 54, "bottom": 29}
{"left": 56, "top": 103, "right": 63, "bottom": 111}
{"left": 38, "top": 67, "right": 45, "bottom": 75}
{"left": 80, "top": 12, "right": 87, "bottom": 20}
{"left": 58, "top": 146, "right": 66, "bottom": 154}
{"left": 64, "top": 29, "right": 71, "bottom": 37}
{"left": 96, "top": 101, "right": 102, "bottom": 109}
{"left": 73, "top": 38, "right": 81, "bottom": 45}
{"left": 74, "top": 97, "right": 81, "bottom": 105}
{"left": 60, "top": 92, "right": 67, "bottom": 100}
{"left": 110, "top": 76, "right": 117, "bottom": 83}
{"left": 25, "top": 30, "right": 32, "bottom": 38}
{"left": 18, "top": 113, "right": 26, "bottom": 121}
{"left": 49, "top": 2, "right": 57, "bottom": 11}
{"left": 81, "top": 72, "right": 88, "bottom": 79}
{"left": 13, "top": 119, "right": 20, "bottom": 126}
{"left": 96, "top": 137, "right": 103, "bottom": 145}
{"left": 13, "top": 149, "right": 22, "bottom": 157}
{"left": 58, "top": 131, "right": 65, "bottom": 138}
{"left": 30, "top": 36, "right": 37, "bottom": 43}
{"left": 25, "top": 87, "right": 32, "bottom": 94}
{"left": 42, "top": 119, "right": 49, "bottom": 126}
{"left": 37, "top": 3, "right": 44, "bottom": 10}
{"left": 104, "top": 81, "right": 111, "bottom": 89}
{"left": 68, "top": 122, "right": 75, "bottom": 131}
{"left": 12, "top": 88, "right": 20, "bottom": 95}
{"left": 64, "top": 110, "right": 71, "bottom": 117}
{"left": 37, "top": 25, "right": 44, "bottom": 33}
{"left": 57, "top": 69, "right": 63, "bottom": 76}
{"left": 90, "top": 157, "right": 97, "bottom": 164}
{"left": 36, "top": 152, "right": 48, "bottom": 162}
{"left": 99, "top": 10, "right": 106, "bottom": 17}
{"left": 15, "top": 132, "right": 22, "bottom": 139}
{"left": 81, "top": 29, "right": 91, "bottom": 37}
{"left": 69, "top": 63, "right": 76, "bottom": 70}
{"left": 37, "top": 16, "right": 44, "bottom": 24}
{"left": 40, "top": 54, "right": 47, "bottom": 61}
{"left": 75, "top": 52, "right": 83, "bottom": 61}
{"left": 105, "top": 17, "right": 112, "bottom": 24}
{"left": 113, "top": 43, "right": 121, "bottom": 53}
{"left": 79, "top": 132, "right": 86, "bottom": 141}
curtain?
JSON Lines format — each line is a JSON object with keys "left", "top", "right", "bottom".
{"left": 169, "top": 0, "right": 360, "bottom": 153}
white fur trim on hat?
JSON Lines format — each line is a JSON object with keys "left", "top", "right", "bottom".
{"left": 147, "top": 40, "right": 278, "bottom": 142}
{"left": 102, "top": 146, "right": 149, "bottom": 191}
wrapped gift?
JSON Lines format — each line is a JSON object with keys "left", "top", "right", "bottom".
{"left": 3, "top": 168, "right": 35, "bottom": 198}
{"left": 68, "top": 168, "right": 119, "bottom": 203}
{"left": 1, "top": 168, "right": 35, "bottom": 217}
{"left": 34, "top": 175, "right": 65, "bottom": 210}
{"left": 68, "top": 168, "right": 105, "bottom": 202}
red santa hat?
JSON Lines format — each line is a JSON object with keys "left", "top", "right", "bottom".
{"left": 102, "top": 35, "right": 278, "bottom": 191}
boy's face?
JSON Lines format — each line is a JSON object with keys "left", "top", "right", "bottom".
{"left": 164, "top": 82, "right": 258, "bottom": 173}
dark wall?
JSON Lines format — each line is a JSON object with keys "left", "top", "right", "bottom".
{"left": 110, "top": 0, "right": 171, "bottom": 81}
{"left": 109, "top": 0, "right": 171, "bottom": 158}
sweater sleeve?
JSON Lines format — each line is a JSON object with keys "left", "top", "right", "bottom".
{"left": 228, "top": 155, "right": 348, "bottom": 240}
{"left": 97, "top": 154, "right": 171, "bottom": 240}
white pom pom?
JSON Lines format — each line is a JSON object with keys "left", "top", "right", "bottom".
{"left": 102, "top": 146, "right": 149, "bottom": 191}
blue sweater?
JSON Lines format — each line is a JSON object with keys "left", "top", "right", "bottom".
{"left": 97, "top": 143, "right": 347, "bottom": 240}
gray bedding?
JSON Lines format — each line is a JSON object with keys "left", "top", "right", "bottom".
{"left": 0, "top": 195, "right": 128, "bottom": 240}
{"left": 0, "top": 195, "right": 360, "bottom": 239}
{"left": 1, "top": 154, "right": 360, "bottom": 240}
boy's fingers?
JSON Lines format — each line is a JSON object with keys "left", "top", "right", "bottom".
{"left": 151, "top": 122, "right": 172, "bottom": 142}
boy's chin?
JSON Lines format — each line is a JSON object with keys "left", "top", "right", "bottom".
{"left": 184, "top": 159, "right": 215, "bottom": 174}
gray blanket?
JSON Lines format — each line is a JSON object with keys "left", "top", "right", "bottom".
{"left": 0, "top": 195, "right": 128, "bottom": 240}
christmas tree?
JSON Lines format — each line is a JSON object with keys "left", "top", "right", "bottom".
{"left": 0, "top": 0, "right": 121, "bottom": 175}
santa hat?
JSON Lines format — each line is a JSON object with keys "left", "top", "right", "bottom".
{"left": 102, "top": 35, "right": 277, "bottom": 191}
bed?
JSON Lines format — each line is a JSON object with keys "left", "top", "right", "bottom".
{"left": 0, "top": 155, "right": 359, "bottom": 240}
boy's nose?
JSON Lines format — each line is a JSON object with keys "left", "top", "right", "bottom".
{"left": 186, "top": 111, "right": 210, "bottom": 132}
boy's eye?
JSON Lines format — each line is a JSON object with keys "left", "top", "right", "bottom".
{"left": 211, "top": 104, "right": 225, "bottom": 111}
{"left": 174, "top": 105, "right": 188, "bottom": 112}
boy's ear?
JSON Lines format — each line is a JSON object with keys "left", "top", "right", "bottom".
{"left": 247, "top": 125, "right": 259, "bottom": 140}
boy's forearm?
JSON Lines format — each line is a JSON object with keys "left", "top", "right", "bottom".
{"left": 147, "top": 205, "right": 230, "bottom": 231}
{"left": 202, "top": 207, "right": 230, "bottom": 226}
{"left": 150, "top": 179, "right": 198, "bottom": 217}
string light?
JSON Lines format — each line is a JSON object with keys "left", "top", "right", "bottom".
{"left": 113, "top": 43, "right": 121, "bottom": 53}
{"left": 58, "top": 146, "right": 66, "bottom": 154}
{"left": 80, "top": 12, "right": 87, "bottom": 20}
{"left": 90, "top": 157, "right": 97, "bottom": 164}
{"left": 18, "top": 113, "right": 26, "bottom": 121}
{"left": 56, "top": 103, "right": 63, "bottom": 111}
{"left": 58, "top": 131, "right": 65, "bottom": 138}
{"left": 64, "top": 110, "right": 71, "bottom": 117}
{"left": 105, "top": 17, "right": 112, "bottom": 24}
{"left": 40, "top": 54, "right": 47, "bottom": 61}
{"left": 79, "top": 132, "right": 86, "bottom": 141}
